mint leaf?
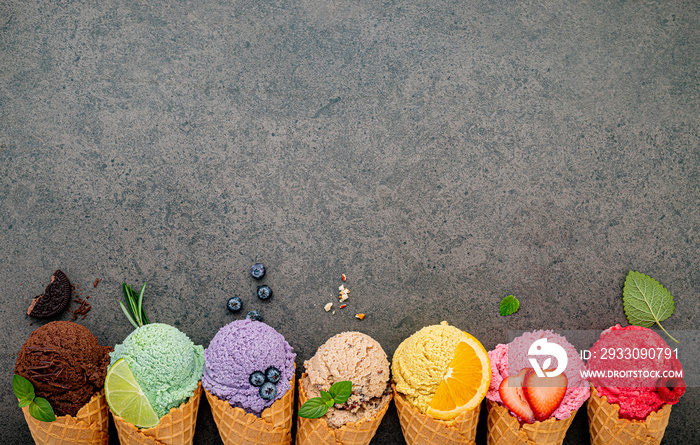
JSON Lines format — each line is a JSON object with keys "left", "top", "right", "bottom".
{"left": 298, "top": 397, "right": 329, "bottom": 419}
{"left": 623, "top": 271, "right": 678, "bottom": 343}
{"left": 13, "top": 375, "right": 35, "bottom": 402}
{"left": 499, "top": 295, "right": 520, "bottom": 316}
{"left": 328, "top": 381, "right": 352, "bottom": 405}
{"left": 299, "top": 382, "right": 353, "bottom": 418}
{"left": 13, "top": 376, "right": 55, "bottom": 422}
{"left": 320, "top": 390, "right": 334, "bottom": 406}
{"left": 29, "top": 398, "right": 56, "bottom": 422}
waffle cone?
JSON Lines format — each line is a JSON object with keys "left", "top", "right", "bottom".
{"left": 587, "top": 386, "right": 671, "bottom": 445}
{"left": 486, "top": 400, "right": 576, "bottom": 445}
{"left": 204, "top": 376, "right": 295, "bottom": 445}
{"left": 392, "top": 384, "right": 480, "bottom": 445}
{"left": 295, "top": 373, "right": 391, "bottom": 445}
{"left": 21, "top": 389, "right": 109, "bottom": 445}
{"left": 112, "top": 381, "right": 202, "bottom": 445}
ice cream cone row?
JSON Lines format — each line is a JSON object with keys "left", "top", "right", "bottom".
{"left": 392, "top": 384, "right": 480, "bottom": 445}
{"left": 112, "top": 381, "right": 202, "bottom": 445}
{"left": 21, "top": 389, "right": 109, "bottom": 445}
{"left": 486, "top": 400, "right": 576, "bottom": 445}
{"left": 295, "top": 373, "right": 391, "bottom": 445}
{"left": 205, "top": 376, "right": 295, "bottom": 445}
{"left": 587, "top": 386, "right": 671, "bottom": 445}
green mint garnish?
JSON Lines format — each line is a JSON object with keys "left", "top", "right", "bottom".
{"left": 328, "top": 381, "right": 352, "bottom": 404}
{"left": 623, "top": 271, "right": 678, "bottom": 343}
{"left": 320, "top": 390, "right": 334, "bottom": 406}
{"left": 499, "top": 295, "right": 520, "bottom": 316}
{"left": 120, "top": 282, "right": 150, "bottom": 328}
{"left": 298, "top": 381, "right": 353, "bottom": 419}
{"left": 298, "top": 397, "right": 329, "bottom": 419}
{"left": 29, "top": 397, "right": 56, "bottom": 422}
{"left": 13, "top": 374, "right": 35, "bottom": 402}
{"left": 13, "top": 375, "right": 56, "bottom": 422}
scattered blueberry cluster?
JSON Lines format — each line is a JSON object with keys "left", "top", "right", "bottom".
{"left": 226, "top": 263, "right": 273, "bottom": 321}
{"left": 249, "top": 366, "right": 282, "bottom": 400}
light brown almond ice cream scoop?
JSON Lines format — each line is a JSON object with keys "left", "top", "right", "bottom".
{"left": 303, "top": 331, "right": 391, "bottom": 428}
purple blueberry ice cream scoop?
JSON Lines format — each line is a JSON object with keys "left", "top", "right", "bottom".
{"left": 203, "top": 319, "right": 295, "bottom": 416}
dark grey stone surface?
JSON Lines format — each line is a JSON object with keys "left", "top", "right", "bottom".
{"left": 1, "top": 0, "right": 698, "bottom": 443}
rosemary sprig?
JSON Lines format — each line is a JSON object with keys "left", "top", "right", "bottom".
{"left": 120, "top": 282, "right": 150, "bottom": 328}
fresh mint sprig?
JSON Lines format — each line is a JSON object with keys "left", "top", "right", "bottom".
{"left": 120, "top": 282, "right": 150, "bottom": 329}
{"left": 13, "top": 375, "right": 56, "bottom": 422}
{"left": 298, "top": 381, "right": 352, "bottom": 419}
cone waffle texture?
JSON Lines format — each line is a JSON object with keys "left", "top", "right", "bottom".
{"left": 21, "top": 389, "right": 109, "bottom": 445}
{"left": 486, "top": 400, "right": 576, "bottom": 445}
{"left": 393, "top": 384, "right": 480, "bottom": 445}
{"left": 587, "top": 386, "right": 671, "bottom": 445}
{"left": 112, "top": 381, "right": 202, "bottom": 445}
{"left": 295, "top": 373, "right": 391, "bottom": 445}
{"left": 205, "top": 376, "right": 295, "bottom": 445}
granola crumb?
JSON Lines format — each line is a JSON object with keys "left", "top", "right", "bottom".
{"left": 341, "top": 273, "right": 346, "bottom": 281}
{"left": 324, "top": 302, "right": 333, "bottom": 312}
{"left": 355, "top": 313, "right": 365, "bottom": 320}
{"left": 340, "top": 304, "right": 347, "bottom": 309}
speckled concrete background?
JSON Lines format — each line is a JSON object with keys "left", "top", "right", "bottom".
{"left": 1, "top": 0, "right": 698, "bottom": 443}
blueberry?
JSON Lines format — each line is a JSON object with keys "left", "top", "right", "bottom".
{"left": 259, "top": 381, "right": 277, "bottom": 400}
{"left": 257, "top": 285, "right": 272, "bottom": 300}
{"left": 249, "top": 371, "right": 265, "bottom": 387}
{"left": 246, "top": 310, "right": 263, "bottom": 321}
{"left": 265, "top": 367, "right": 281, "bottom": 384}
{"left": 227, "top": 296, "right": 242, "bottom": 312}
{"left": 250, "top": 263, "right": 266, "bottom": 279}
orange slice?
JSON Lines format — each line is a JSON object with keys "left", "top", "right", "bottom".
{"left": 426, "top": 333, "right": 491, "bottom": 420}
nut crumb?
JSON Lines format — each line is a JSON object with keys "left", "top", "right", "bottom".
{"left": 340, "top": 304, "right": 347, "bottom": 309}
{"left": 355, "top": 313, "right": 365, "bottom": 320}
{"left": 324, "top": 302, "right": 333, "bottom": 312}
{"left": 341, "top": 274, "right": 346, "bottom": 281}
{"left": 338, "top": 285, "right": 350, "bottom": 302}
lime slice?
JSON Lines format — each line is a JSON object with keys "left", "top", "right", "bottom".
{"left": 105, "top": 358, "right": 159, "bottom": 428}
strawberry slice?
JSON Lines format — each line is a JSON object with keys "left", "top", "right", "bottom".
{"left": 523, "top": 368, "right": 567, "bottom": 421}
{"left": 499, "top": 368, "right": 535, "bottom": 424}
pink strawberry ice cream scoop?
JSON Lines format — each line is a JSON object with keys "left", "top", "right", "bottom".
{"left": 486, "top": 330, "right": 589, "bottom": 421}
{"left": 587, "top": 324, "right": 684, "bottom": 421}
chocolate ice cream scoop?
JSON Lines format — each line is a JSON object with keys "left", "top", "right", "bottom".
{"left": 15, "top": 321, "right": 113, "bottom": 417}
